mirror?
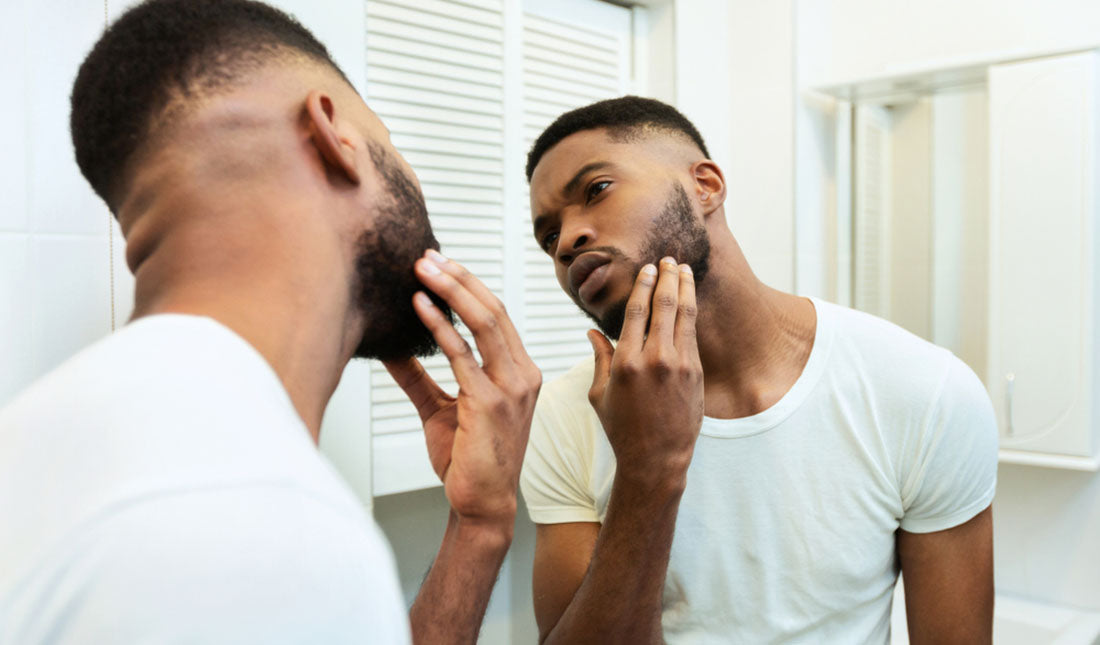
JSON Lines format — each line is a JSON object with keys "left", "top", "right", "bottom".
{"left": 849, "top": 87, "right": 990, "bottom": 383}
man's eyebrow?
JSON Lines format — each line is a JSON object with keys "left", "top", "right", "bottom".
{"left": 532, "top": 213, "right": 551, "bottom": 239}
{"left": 562, "top": 161, "right": 613, "bottom": 197}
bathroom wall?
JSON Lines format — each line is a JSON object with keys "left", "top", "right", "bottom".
{"left": 801, "top": 0, "right": 1100, "bottom": 88}
{"left": 0, "top": 0, "right": 119, "bottom": 407}
{"left": 724, "top": 0, "right": 796, "bottom": 293}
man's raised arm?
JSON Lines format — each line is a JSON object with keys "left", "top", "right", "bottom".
{"left": 385, "top": 250, "right": 542, "bottom": 644}
{"left": 533, "top": 258, "right": 704, "bottom": 644}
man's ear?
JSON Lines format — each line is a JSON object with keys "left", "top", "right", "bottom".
{"left": 692, "top": 160, "right": 726, "bottom": 217}
{"left": 305, "top": 90, "right": 361, "bottom": 186}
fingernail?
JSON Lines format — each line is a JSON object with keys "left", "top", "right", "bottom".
{"left": 661, "top": 256, "right": 676, "bottom": 266}
{"left": 642, "top": 264, "right": 657, "bottom": 276}
{"left": 680, "top": 264, "right": 692, "bottom": 275}
{"left": 419, "top": 259, "right": 441, "bottom": 275}
{"left": 414, "top": 291, "right": 433, "bottom": 307}
{"left": 426, "top": 249, "right": 448, "bottom": 264}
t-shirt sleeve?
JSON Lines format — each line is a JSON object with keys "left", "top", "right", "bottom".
{"left": 898, "top": 356, "right": 999, "bottom": 533}
{"left": 520, "top": 382, "right": 601, "bottom": 525}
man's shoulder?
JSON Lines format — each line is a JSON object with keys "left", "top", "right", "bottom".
{"left": 2, "top": 315, "right": 254, "bottom": 414}
{"left": 0, "top": 314, "right": 341, "bottom": 570}
{"left": 534, "top": 355, "right": 601, "bottom": 426}
{"left": 822, "top": 300, "right": 956, "bottom": 375}
{"left": 818, "top": 299, "right": 987, "bottom": 417}
{"left": 542, "top": 354, "right": 597, "bottom": 399}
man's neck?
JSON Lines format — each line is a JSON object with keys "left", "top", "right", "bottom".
{"left": 692, "top": 243, "right": 817, "bottom": 420}
{"left": 127, "top": 199, "right": 360, "bottom": 442}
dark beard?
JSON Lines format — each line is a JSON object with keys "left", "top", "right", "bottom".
{"left": 352, "top": 143, "right": 454, "bottom": 361}
{"left": 587, "top": 182, "right": 710, "bottom": 340}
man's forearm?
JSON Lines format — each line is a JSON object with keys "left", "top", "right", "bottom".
{"left": 543, "top": 472, "right": 686, "bottom": 645}
{"left": 409, "top": 510, "right": 513, "bottom": 645}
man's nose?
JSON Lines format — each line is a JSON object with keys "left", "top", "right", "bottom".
{"left": 556, "top": 217, "right": 596, "bottom": 266}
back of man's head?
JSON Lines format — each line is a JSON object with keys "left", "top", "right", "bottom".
{"left": 71, "top": 0, "right": 351, "bottom": 213}
{"left": 524, "top": 95, "right": 710, "bottom": 182}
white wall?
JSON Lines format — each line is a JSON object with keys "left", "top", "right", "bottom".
{"left": 724, "top": 0, "right": 796, "bottom": 292}
{"left": 792, "top": 0, "right": 1100, "bottom": 613}
{"left": 0, "top": 0, "right": 120, "bottom": 407}
{"left": 802, "top": 0, "right": 1100, "bottom": 88}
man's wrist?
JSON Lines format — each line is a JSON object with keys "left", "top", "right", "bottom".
{"left": 448, "top": 508, "right": 515, "bottom": 553}
{"left": 613, "top": 462, "right": 690, "bottom": 500}
{"left": 613, "top": 449, "right": 692, "bottom": 495}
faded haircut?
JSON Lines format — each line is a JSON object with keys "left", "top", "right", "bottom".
{"left": 525, "top": 95, "right": 710, "bottom": 181}
{"left": 70, "top": 0, "right": 352, "bottom": 212}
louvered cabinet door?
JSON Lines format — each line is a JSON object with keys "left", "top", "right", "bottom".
{"left": 363, "top": 0, "right": 639, "bottom": 497}
{"left": 365, "top": 0, "right": 507, "bottom": 496}
{"left": 519, "top": 0, "right": 633, "bottom": 382}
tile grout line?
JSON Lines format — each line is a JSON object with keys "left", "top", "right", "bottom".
{"left": 105, "top": 0, "right": 115, "bottom": 332}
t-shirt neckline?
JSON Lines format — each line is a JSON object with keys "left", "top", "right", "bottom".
{"left": 698, "top": 297, "right": 833, "bottom": 439}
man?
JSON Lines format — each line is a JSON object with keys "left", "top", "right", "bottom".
{"left": 521, "top": 96, "right": 998, "bottom": 644}
{"left": 0, "top": 1, "right": 540, "bottom": 643}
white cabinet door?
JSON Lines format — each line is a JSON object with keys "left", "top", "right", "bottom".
{"left": 364, "top": 0, "right": 509, "bottom": 497}
{"left": 520, "top": 0, "right": 634, "bottom": 382}
{"left": 364, "top": 0, "right": 637, "bottom": 496}
{"left": 988, "top": 52, "right": 1099, "bottom": 461}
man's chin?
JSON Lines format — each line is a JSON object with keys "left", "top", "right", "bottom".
{"left": 584, "top": 299, "right": 628, "bottom": 341}
{"left": 353, "top": 327, "right": 441, "bottom": 362}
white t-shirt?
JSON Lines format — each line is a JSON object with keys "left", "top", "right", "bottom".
{"left": 520, "top": 298, "right": 998, "bottom": 644}
{"left": 0, "top": 315, "right": 410, "bottom": 645}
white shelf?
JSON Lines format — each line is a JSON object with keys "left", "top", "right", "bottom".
{"left": 998, "top": 449, "right": 1100, "bottom": 472}
{"left": 811, "top": 44, "right": 1100, "bottom": 103}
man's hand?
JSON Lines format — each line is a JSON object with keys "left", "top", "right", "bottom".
{"left": 587, "top": 257, "right": 704, "bottom": 488}
{"left": 384, "top": 249, "right": 541, "bottom": 528}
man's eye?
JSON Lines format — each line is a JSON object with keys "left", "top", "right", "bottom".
{"left": 585, "top": 180, "right": 610, "bottom": 203}
{"left": 540, "top": 232, "right": 559, "bottom": 253}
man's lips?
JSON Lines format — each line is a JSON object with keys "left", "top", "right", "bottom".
{"left": 568, "top": 252, "right": 613, "bottom": 304}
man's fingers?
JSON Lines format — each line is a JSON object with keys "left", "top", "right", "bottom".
{"left": 646, "top": 257, "right": 680, "bottom": 350}
{"left": 617, "top": 263, "right": 658, "bottom": 355}
{"left": 411, "top": 290, "right": 489, "bottom": 389}
{"left": 673, "top": 263, "right": 699, "bottom": 356}
{"left": 423, "top": 250, "right": 530, "bottom": 368}
{"left": 383, "top": 357, "right": 450, "bottom": 423}
{"left": 415, "top": 254, "right": 514, "bottom": 372}
{"left": 587, "top": 329, "right": 613, "bottom": 407}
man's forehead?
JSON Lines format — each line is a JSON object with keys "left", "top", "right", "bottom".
{"left": 530, "top": 130, "right": 635, "bottom": 190}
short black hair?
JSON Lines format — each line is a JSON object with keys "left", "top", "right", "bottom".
{"left": 70, "top": 0, "right": 352, "bottom": 212}
{"left": 525, "top": 96, "right": 710, "bottom": 181}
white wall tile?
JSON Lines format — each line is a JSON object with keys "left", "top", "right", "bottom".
{"left": 0, "top": 234, "right": 33, "bottom": 406}
{"left": 320, "top": 360, "right": 373, "bottom": 504}
{"left": 0, "top": 1, "right": 28, "bottom": 233}
{"left": 30, "top": 234, "right": 111, "bottom": 380}
{"left": 106, "top": 0, "right": 144, "bottom": 21}
{"left": 727, "top": 4, "right": 796, "bottom": 293}
{"left": 271, "top": 0, "right": 368, "bottom": 94}
{"left": 110, "top": 217, "right": 135, "bottom": 326}
{"left": 27, "top": 0, "right": 109, "bottom": 235}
